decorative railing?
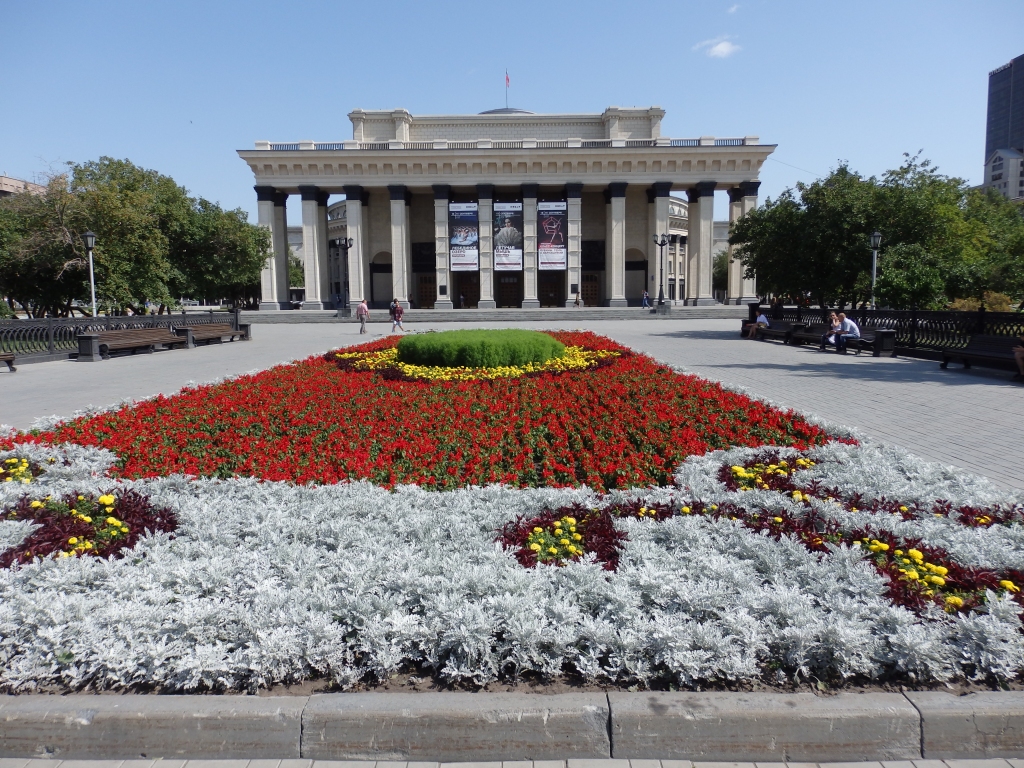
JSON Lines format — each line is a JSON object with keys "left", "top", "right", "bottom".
{"left": 754, "top": 305, "right": 1024, "bottom": 351}
{"left": 254, "top": 137, "right": 759, "bottom": 151}
{"left": 0, "top": 310, "right": 239, "bottom": 359}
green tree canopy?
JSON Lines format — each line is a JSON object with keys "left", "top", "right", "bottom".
{"left": 0, "top": 157, "right": 269, "bottom": 316}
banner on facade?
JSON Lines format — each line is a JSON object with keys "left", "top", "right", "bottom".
{"left": 537, "top": 201, "right": 567, "bottom": 270}
{"left": 448, "top": 202, "right": 479, "bottom": 271}
{"left": 492, "top": 201, "right": 523, "bottom": 271}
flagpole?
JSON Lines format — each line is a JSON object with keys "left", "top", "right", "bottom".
{"left": 505, "top": 70, "right": 508, "bottom": 109}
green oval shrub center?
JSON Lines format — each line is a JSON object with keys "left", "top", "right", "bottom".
{"left": 396, "top": 329, "right": 565, "bottom": 368}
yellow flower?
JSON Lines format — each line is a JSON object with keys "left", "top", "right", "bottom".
{"left": 554, "top": 528, "right": 563, "bottom": 536}
{"left": 548, "top": 547, "right": 557, "bottom": 555}
{"left": 898, "top": 506, "right": 908, "bottom": 512}
{"left": 120, "top": 527, "right": 129, "bottom": 533}
{"left": 529, "top": 543, "right": 541, "bottom": 551}
{"left": 945, "top": 596, "right": 964, "bottom": 611}
{"left": 77, "top": 495, "right": 84, "bottom": 501}
{"left": 30, "top": 500, "right": 43, "bottom": 509}
{"left": 773, "top": 517, "right": 783, "bottom": 523}
{"left": 573, "top": 533, "right": 582, "bottom": 541}
{"left": 97, "top": 494, "right": 115, "bottom": 506}
{"left": 533, "top": 527, "right": 543, "bottom": 533}
{"left": 928, "top": 576, "right": 945, "bottom": 586}
{"left": 81, "top": 516, "right": 92, "bottom": 523}
{"left": 681, "top": 506, "right": 691, "bottom": 514}
{"left": 906, "top": 570, "right": 919, "bottom": 581}
{"left": 791, "top": 491, "right": 803, "bottom": 501}
{"left": 907, "top": 549, "right": 923, "bottom": 562}
{"left": 106, "top": 517, "right": 119, "bottom": 526}
{"left": 999, "top": 580, "right": 1020, "bottom": 592}
{"left": 560, "top": 538, "right": 570, "bottom": 546}
{"left": 68, "top": 537, "right": 78, "bottom": 545}
{"left": 933, "top": 566, "right": 948, "bottom": 577}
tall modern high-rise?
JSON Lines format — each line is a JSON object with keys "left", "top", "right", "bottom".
{"left": 983, "top": 54, "right": 1024, "bottom": 200}
{"left": 986, "top": 53, "right": 1024, "bottom": 160}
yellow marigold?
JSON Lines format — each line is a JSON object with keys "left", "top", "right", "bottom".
{"left": 529, "top": 543, "right": 541, "bottom": 551}
{"left": 1000, "top": 580, "right": 1020, "bottom": 593}
{"left": 97, "top": 494, "right": 115, "bottom": 506}
{"left": 945, "top": 595, "right": 964, "bottom": 611}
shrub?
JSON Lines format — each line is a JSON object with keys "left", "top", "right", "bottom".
{"left": 396, "top": 329, "right": 565, "bottom": 368}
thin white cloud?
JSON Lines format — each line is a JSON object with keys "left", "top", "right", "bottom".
{"left": 692, "top": 35, "right": 741, "bottom": 58}
{"left": 728, "top": 4, "right": 739, "bottom": 13}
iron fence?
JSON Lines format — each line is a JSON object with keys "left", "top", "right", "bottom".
{"left": 0, "top": 310, "right": 239, "bottom": 358}
{"left": 753, "top": 304, "right": 1024, "bottom": 351}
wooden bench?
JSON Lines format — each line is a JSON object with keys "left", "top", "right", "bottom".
{"left": 754, "top": 320, "right": 800, "bottom": 344}
{"left": 0, "top": 352, "right": 15, "bottom": 372}
{"left": 940, "top": 334, "right": 1020, "bottom": 370}
{"left": 77, "top": 328, "right": 188, "bottom": 361}
{"left": 174, "top": 323, "right": 251, "bottom": 347}
{"left": 790, "top": 322, "right": 830, "bottom": 347}
{"left": 847, "top": 329, "right": 898, "bottom": 357}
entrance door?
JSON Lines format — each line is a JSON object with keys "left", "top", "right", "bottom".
{"left": 495, "top": 273, "right": 523, "bottom": 308}
{"left": 538, "top": 270, "right": 565, "bottom": 307}
{"left": 417, "top": 273, "right": 436, "bottom": 309}
{"left": 581, "top": 272, "right": 600, "bottom": 306}
{"left": 453, "top": 272, "right": 480, "bottom": 308}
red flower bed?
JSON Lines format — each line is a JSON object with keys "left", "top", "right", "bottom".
{"left": 16, "top": 332, "right": 831, "bottom": 491}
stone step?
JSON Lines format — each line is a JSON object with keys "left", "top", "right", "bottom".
{"left": 242, "top": 306, "right": 749, "bottom": 324}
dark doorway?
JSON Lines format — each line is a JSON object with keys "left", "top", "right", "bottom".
{"left": 495, "top": 273, "right": 523, "bottom": 307}
{"left": 581, "top": 272, "right": 601, "bottom": 307}
{"left": 538, "top": 271, "right": 565, "bottom": 307}
{"left": 369, "top": 263, "right": 392, "bottom": 309}
{"left": 453, "top": 272, "right": 480, "bottom": 308}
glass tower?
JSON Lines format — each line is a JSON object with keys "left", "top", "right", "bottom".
{"left": 986, "top": 53, "right": 1024, "bottom": 160}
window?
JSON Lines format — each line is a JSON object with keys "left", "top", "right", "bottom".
{"left": 992, "top": 162, "right": 1004, "bottom": 171}
{"left": 992, "top": 173, "right": 1003, "bottom": 181}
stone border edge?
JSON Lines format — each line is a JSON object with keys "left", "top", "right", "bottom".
{"left": 0, "top": 691, "right": 1021, "bottom": 761}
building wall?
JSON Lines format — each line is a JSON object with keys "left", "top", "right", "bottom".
{"left": 986, "top": 54, "right": 1024, "bottom": 161}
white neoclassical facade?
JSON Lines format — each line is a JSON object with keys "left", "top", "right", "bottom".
{"left": 237, "top": 107, "right": 773, "bottom": 311}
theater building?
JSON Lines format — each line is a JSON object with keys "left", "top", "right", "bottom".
{"left": 237, "top": 107, "right": 773, "bottom": 311}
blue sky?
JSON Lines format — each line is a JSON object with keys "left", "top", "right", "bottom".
{"left": 2, "top": 0, "right": 1022, "bottom": 223}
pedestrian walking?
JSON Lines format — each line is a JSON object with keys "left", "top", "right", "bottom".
{"left": 391, "top": 301, "right": 406, "bottom": 333}
{"left": 356, "top": 299, "right": 369, "bottom": 334}
{"left": 642, "top": 290, "right": 650, "bottom": 308}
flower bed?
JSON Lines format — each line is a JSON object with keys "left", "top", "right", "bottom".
{"left": 0, "top": 332, "right": 1022, "bottom": 693}
{"left": 13, "top": 332, "right": 831, "bottom": 491}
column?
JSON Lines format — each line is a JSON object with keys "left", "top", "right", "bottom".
{"left": 521, "top": 183, "right": 540, "bottom": 308}
{"left": 739, "top": 181, "right": 761, "bottom": 303}
{"left": 477, "top": 184, "right": 496, "bottom": 309}
{"left": 565, "top": 183, "right": 583, "bottom": 306}
{"left": 686, "top": 182, "right": 717, "bottom": 305}
{"left": 316, "top": 191, "right": 331, "bottom": 308}
{"left": 298, "top": 185, "right": 325, "bottom": 310}
{"left": 648, "top": 182, "right": 672, "bottom": 304}
{"left": 388, "top": 185, "right": 410, "bottom": 308}
{"left": 343, "top": 185, "right": 366, "bottom": 313}
{"left": 726, "top": 187, "right": 744, "bottom": 305}
{"left": 605, "top": 182, "right": 628, "bottom": 307}
{"left": 255, "top": 186, "right": 289, "bottom": 310}
{"left": 433, "top": 184, "right": 454, "bottom": 309}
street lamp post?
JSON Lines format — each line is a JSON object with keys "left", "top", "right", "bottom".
{"left": 81, "top": 231, "right": 97, "bottom": 318}
{"left": 652, "top": 234, "right": 671, "bottom": 306}
{"left": 869, "top": 230, "right": 882, "bottom": 310}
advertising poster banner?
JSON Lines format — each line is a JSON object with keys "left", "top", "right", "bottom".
{"left": 492, "top": 202, "right": 523, "bottom": 271}
{"left": 448, "top": 202, "right": 479, "bottom": 271}
{"left": 537, "top": 201, "right": 568, "bottom": 270}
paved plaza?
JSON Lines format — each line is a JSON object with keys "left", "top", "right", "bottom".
{"left": 1, "top": 318, "right": 1021, "bottom": 490}
{"left": 0, "top": 761, "right": 1022, "bottom": 768}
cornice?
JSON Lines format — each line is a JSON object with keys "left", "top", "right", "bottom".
{"left": 238, "top": 145, "right": 775, "bottom": 193}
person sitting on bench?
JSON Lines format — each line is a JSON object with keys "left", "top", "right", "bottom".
{"left": 832, "top": 313, "right": 861, "bottom": 354}
{"left": 819, "top": 312, "right": 841, "bottom": 350}
{"left": 747, "top": 310, "right": 770, "bottom": 339}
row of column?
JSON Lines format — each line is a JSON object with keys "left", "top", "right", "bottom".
{"left": 255, "top": 180, "right": 760, "bottom": 311}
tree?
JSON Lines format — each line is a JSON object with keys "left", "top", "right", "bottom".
{"left": 288, "top": 252, "right": 304, "bottom": 288}
{"left": 875, "top": 244, "right": 945, "bottom": 309}
{"left": 712, "top": 249, "right": 728, "bottom": 294}
{"left": 729, "top": 190, "right": 808, "bottom": 302}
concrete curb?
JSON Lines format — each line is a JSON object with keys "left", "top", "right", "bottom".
{"left": 0, "top": 692, "right": 1022, "bottom": 761}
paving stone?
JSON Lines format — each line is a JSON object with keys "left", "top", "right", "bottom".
{"left": 309, "top": 763, "right": 375, "bottom": 768}
{"left": 881, "top": 762, "right": 919, "bottom": 768}
{"left": 943, "top": 762, "right": 1013, "bottom": 768}
{"left": 439, "top": 763, "right": 502, "bottom": 768}
{"left": 119, "top": 762, "right": 158, "bottom": 768}
{"left": 629, "top": 761, "right": 663, "bottom": 768}
{"left": 609, "top": 692, "right": 921, "bottom": 761}
{"left": 247, "top": 761, "right": 283, "bottom": 768}
{"left": 533, "top": 762, "right": 567, "bottom": 768}
{"left": 0, "top": 696, "right": 304, "bottom": 759}
{"left": 378, "top": 762, "right": 410, "bottom": 768}
{"left": 502, "top": 762, "right": 534, "bottom": 768}
{"left": 184, "top": 762, "right": 252, "bottom": 768}
{"left": 692, "top": 763, "right": 758, "bottom": 768}
{"left": 408, "top": 763, "right": 439, "bottom": 768}
{"left": 0, "top": 761, "right": 32, "bottom": 768}
{"left": 661, "top": 762, "right": 693, "bottom": 768}
{"left": 58, "top": 763, "right": 125, "bottom": 768}
{"left": 302, "top": 693, "right": 609, "bottom": 762}
{"left": 910, "top": 761, "right": 948, "bottom": 768}
{"left": 906, "top": 692, "right": 1024, "bottom": 758}
{"left": 566, "top": 761, "right": 630, "bottom": 768}
{"left": 817, "top": 763, "right": 885, "bottom": 768}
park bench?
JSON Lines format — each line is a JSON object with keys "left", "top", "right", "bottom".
{"left": 754, "top": 320, "right": 800, "bottom": 344}
{"left": 77, "top": 328, "right": 188, "bottom": 362}
{"left": 0, "top": 351, "right": 15, "bottom": 372}
{"left": 173, "top": 322, "right": 251, "bottom": 347}
{"left": 940, "top": 334, "right": 1020, "bottom": 370}
{"left": 791, "top": 323, "right": 897, "bottom": 357}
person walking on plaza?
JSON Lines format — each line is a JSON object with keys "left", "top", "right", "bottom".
{"left": 391, "top": 301, "right": 405, "bottom": 333}
{"left": 356, "top": 299, "right": 369, "bottom": 334}
{"left": 642, "top": 290, "right": 650, "bottom": 308}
